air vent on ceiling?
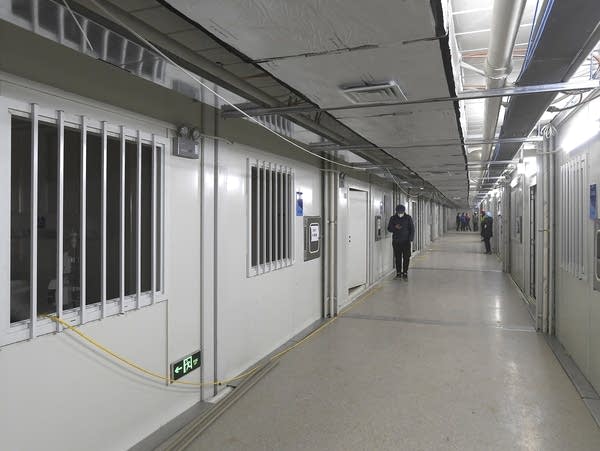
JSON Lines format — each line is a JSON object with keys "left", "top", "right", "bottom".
{"left": 341, "top": 81, "right": 407, "bottom": 104}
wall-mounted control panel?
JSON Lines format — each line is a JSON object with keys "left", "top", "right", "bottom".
{"left": 304, "top": 216, "right": 321, "bottom": 261}
{"left": 375, "top": 215, "right": 382, "bottom": 241}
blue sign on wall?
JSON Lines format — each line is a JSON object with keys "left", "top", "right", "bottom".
{"left": 591, "top": 184, "right": 597, "bottom": 219}
{"left": 296, "top": 192, "right": 303, "bottom": 216}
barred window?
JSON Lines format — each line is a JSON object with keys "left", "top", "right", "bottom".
{"left": 8, "top": 104, "right": 164, "bottom": 344}
{"left": 248, "top": 160, "right": 293, "bottom": 276}
{"left": 560, "top": 155, "right": 587, "bottom": 279}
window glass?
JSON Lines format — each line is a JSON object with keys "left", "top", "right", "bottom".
{"left": 10, "top": 116, "right": 31, "bottom": 323}
{"left": 86, "top": 132, "right": 102, "bottom": 305}
{"left": 251, "top": 166, "right": 258, "bottom": 267}
{"left": 106, "top": 136, "right": 120, "bottom": 300}
{"left": 37, "top": 122, "right": 58, "bottom": 319}
{"left": 124, "top": 141, "right": 137, "bottom": 296}
{"left": 11, "top": 0, "right": 32, "bottom": 22}
{"left": 141, "top": 143, "right": 152, "bottom": 292}
{"left": 63, "top": 126, "right": 81, "bottom": 310}
{"left": 38, "top": 0, "right": 59, "bottom": 33}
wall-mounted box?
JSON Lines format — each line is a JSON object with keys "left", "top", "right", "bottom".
{"left": 304, "top": 216, "right": 321, "bottom": 261}
{"left": 173, "top": 136, "right": 199, "bottom": 159}
{"left": 375, "top": 215, "right": 382, "bottom": 241}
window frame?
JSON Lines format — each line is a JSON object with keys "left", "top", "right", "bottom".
{"left": 1, "top": 90, "right": 167, "bottom": 347}
{"left": 560, "top": 154, "right": 587, "bottom": 280}
{"left": 246, "top": 158, "right": 294, "bottom": 278}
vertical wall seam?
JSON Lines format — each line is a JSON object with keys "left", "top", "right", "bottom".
{"left": 213, "top": 89, "right": 219, "bottom": 396}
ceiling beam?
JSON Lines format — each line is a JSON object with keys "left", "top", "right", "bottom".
{"left": 307, "top": 136, "right": 542, "bottom": 152}
{"left": 221, "top": 79, "right": 600, "bottom": 118}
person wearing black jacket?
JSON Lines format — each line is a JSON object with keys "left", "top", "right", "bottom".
{"left": 480, "top": 211, "right": 493, "bottom": 254}
{"left": 387, "top": 204, "right": 415, "bottom": 280}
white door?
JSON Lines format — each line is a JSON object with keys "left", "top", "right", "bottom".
{"left": 347, "top": 189, "right": 368, "bottom": 288}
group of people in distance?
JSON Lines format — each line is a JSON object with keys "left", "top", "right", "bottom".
{"left": 456, "top": 211, "right": 494, "bottom": 255}
{"left": 455, "top": 212, "right": 472, "bottom": 231}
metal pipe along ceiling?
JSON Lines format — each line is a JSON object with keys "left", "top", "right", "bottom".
{"left": 480, "top": 0, "right": 528, "bottom": 166}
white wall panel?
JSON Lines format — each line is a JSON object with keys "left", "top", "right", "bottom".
{"left": 554, "top": 95, "right": 600, "bottom": 394}
{"left": 214, "top": 143, "right": 322, "bottom": 381}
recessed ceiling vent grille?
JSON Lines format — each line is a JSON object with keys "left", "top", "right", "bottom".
{"left": 341, "top": 81, "right": 407, "bottom": 104}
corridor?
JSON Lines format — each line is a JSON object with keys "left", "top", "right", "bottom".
{"left": 187, "top": 233, "right": 600, "bottom": 450}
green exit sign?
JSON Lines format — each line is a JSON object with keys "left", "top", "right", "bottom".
{"left": 170, "top": 350, "right": 201, "bottom": 382}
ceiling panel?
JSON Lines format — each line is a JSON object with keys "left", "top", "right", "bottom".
{"left": 258, "top": 42, "right": 451, "bottom": 108}
{"left": 165, "top": 0, "right": 469, "bottom": 202}
{"left": 133, "top": 8, "right": 194, "bottom": 34}
{"left": 167, "top": 0, "right": 436, "bottom": 60}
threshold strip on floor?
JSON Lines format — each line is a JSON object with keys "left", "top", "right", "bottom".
{"left": 341, "top": 313, "right": 535, "bottom": 332}
{"left": 409, "top": 266, "right": 503, "bottom": 273}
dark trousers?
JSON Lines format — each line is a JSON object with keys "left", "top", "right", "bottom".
{"left": 483, "top": 237, "right": 491, "bottom": 253}
{"left": 392, "top": 240, "right": 411, "bottom": 274}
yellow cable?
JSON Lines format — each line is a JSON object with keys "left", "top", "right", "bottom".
{"left": 46, "top": 284, "right": 381, "bottom": 387}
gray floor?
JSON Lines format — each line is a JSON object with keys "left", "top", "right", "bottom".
{"left": 188, "top": 233, "right": 600, "bottom": 450}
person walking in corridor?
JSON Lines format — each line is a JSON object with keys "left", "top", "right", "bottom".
{"left": 481, "top": 211, "right": 493, "bottom": 254}
{"left": 466, "top": 212, "right": 472, "bottom": 231}
{"left": 388, "top": 204, "right": 415, "bottom": 280}
{"left": 456, "top": 213, "right": 461, "bottom": 231}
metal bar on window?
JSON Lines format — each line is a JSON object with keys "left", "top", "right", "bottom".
{"left": 32, "top": 0, "right": 39, "bottom": 33}
{"left": 160, "top": 144, "right": 165, "bottom": 292}
{"left": 58, "top": 6, "right": 65, "bottom": 44}
{"left": 569, "top": 162, "right": 574, "bottom": 274}
{"left": 80, "top": 116, "right": 87, "bottom": 324}
{"left": 81, "top": 19, "right": 89, "bottom": 53}
{"left": 151, "top": 134, "right": 157, "bottom": 303}
{"left": 290, "top": 170, "right": 294, "bottom": 263}
{"left": 56, "top": 110, "right": 64, "bottom": 332}
{"left": 136, "top": 46, "right": 144, "bottom": 75}
{"left": 560, "top": 165, "right": 564, "bottom": 269}
{"left": 274, "top": 165, "right": 278, "bottom": 268}
{"left": 246, "top": 159, "right": 251, "bottom": 276}
{"left": 256, "top": 159, "right": 261, "bottom": 273}
{"left": 119, "top": 126, "right": 126, "bottom": 313}
{"left": 101, "top": 30, "right": 109, "bottom": 61}
{"left": 279, "top": 166, "right": 283, "bottom": 266}
{"left": 285, "top": 169, "right": 290, "bottom": 264}
{"left": 101, "top": 122, "right": 107, "bottom": 317}
{"left": 267, "top": 162, "right": 272, "bottom": 270}
{"left": 580, "top": 159, "right": 585, "bottom": 278}
{"left": 136, "top": 131, "right": 142, "bottom": 308}
{"left": 575, "top": 160, "right": 579, "bottom": 277}
{"left": 288, "top": 169, "right": 292, "bottom": 264}
{"left": 30, "top": 103, "right": 39, "bottom": 338}
{"left": 262, "top": 161, "right": 266, "bottom": 273}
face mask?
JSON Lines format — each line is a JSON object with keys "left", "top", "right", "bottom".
{"left": 397, "top": 213, "right": 405, "bottom": 218}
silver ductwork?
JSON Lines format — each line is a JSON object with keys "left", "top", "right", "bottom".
{"left": 478, "top": 0, "right": 528, "bottom": 172}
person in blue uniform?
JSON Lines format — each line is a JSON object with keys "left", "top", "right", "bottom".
{"left": 387, "top": 204, "right": 415, "bottom": 280}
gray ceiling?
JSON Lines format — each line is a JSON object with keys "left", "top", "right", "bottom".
{"left": 164, "top": 0, "right": 468, "bottom": 204}
{"left": 86, "top": 0, "right": 470, "bottom": 205}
